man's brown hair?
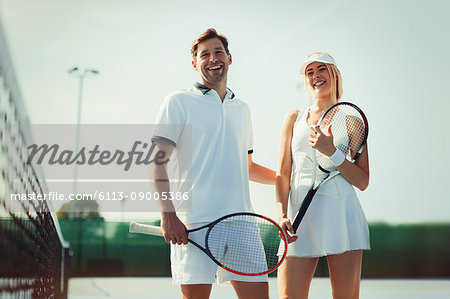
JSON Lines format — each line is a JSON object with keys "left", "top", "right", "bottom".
{"left": 191, "top": 28, "right": 229, "bottom": 59}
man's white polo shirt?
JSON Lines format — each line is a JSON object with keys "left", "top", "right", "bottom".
{"left": 152, "top": 83, "right": 254, "bottom": 224}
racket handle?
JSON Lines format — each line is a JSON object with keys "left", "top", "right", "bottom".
{"left": 292, "top": 189, "right": 318, "bottom": 234}
{"left": 129, "top": 222, "right": 163, "bottom": 236}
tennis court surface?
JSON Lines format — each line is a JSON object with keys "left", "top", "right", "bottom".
{"left": 69, "top": 277, "right": 450, "bottom": 299}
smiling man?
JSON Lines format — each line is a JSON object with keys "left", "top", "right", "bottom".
{"left": 150, "top": 28, "right": 276, "bottom": 299}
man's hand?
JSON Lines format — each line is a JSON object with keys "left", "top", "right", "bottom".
{"left": 161, "top": 212, "right": 188, "bottom": 245}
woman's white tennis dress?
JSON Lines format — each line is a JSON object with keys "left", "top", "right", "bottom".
{"left": 285, "top": 109, "right": 370, "bottom": 257}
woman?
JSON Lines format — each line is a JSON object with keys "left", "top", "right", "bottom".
{"left": 276, "top": 52, "right": 370, "bottom": 299}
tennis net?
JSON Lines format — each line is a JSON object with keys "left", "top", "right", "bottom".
{"left": 0, "top": 19, "right": 70, "bottom": 299}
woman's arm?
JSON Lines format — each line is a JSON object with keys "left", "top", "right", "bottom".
{"left": 276, "top": 110, "right": 299, "bottom": 243}
{"left": 335, "top": 145, "right": 369, "bottom": 190}
{"left": 309, "top": 125, "right": 370, "bottom": 191}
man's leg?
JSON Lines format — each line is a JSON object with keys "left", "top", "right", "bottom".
{"left": 181, "top": 284, "right": 212, "bottom": 299}
{"left": 231, "top": 281, "right": 269, "bottom": 299}
{"left": 171, "top": 225, "right": 217, "bottom": 298}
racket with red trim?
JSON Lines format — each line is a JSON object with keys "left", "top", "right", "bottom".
{"left": 130, "top": 212, "right": 287, "bottom": 276}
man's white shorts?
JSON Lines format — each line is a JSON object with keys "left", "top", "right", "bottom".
{"left": 170, "top": 222, "right": 269, "bottom": 285}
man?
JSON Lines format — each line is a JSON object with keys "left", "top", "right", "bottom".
{"left": 151, "top": 28, "right": 275, "bottom": 299}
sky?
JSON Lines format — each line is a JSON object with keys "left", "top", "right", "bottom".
{"left": 0, "top": 0, "right": 449, "bottom": 224}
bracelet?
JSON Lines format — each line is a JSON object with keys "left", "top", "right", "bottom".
{"left": 329, "top": 148, "right": 346, "bottom": 167}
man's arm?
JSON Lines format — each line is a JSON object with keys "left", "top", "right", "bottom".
{"left": 150, "top": 141, "right": 188, "bottom": 245}
{"left": 248, "top": 154, "right": 276, "bottom": 185}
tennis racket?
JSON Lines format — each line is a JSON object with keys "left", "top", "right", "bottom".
{"left": 130, "top": 212, "right": 287, "bottom": 276}
{"left": 291, "top": 102, "right": 369, "bottom": 233}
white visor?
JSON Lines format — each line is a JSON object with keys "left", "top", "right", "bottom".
{"left": 300, "top": 52, "right": 337, "bottom": 74}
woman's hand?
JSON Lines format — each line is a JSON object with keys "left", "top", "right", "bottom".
{"left": 309, "top": 124, "right": 370, "bottom": 191}
{"left": 309, "top": 125, "right": 336, "bottom": 157}
{"left": 279, "top": 217, "right": 299, "bottom": 244}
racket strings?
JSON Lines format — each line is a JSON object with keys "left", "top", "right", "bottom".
{"left": 206, "top": 214, "right": 284, "bottom": 275}
{"left": 316, "top": 104, "right": 367, "bottom": 172}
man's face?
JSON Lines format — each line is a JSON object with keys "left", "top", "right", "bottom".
{"left": 192, "top": 37, "right": 232, "bottom": 86}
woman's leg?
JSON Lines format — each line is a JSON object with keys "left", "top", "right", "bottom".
{"left": 327, "top": 250, "right": 363, "bottom": 299}
{"left": 277, "top": 256, "right": 319, "bottom": 299}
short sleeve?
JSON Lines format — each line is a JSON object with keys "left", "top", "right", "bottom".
{"left": 247, "top": 108, "right": 254, "bottom": 154}
{"left": 152, "top": 94, "right": 186, "bottom": 147}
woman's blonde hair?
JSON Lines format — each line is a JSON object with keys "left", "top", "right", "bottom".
{"left": 303, "top": 51, "right": 343, "bottom": 103}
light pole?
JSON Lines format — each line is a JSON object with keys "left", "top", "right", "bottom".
{"left": 67, "top": 66, "right": 99, "bottom": 216}
{"left": 67, "top": 66, "right": 99, "bottom": 275}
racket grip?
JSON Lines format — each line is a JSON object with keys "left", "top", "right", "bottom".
{"left": 129, "top": 222, "right": 163, "bottom": 236}
{"left": 292, "top": 189, "right": 318, "bottom": 234}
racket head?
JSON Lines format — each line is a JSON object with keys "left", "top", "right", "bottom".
{"left": 316, "top": 102, "right": 368, "bottom": 172}
{"left": 204, "top": 212, "right": 287, "bottom": 276}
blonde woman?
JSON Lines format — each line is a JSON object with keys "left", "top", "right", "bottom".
{"left": 276, "top": 52, "right": 370, "bottom": 299}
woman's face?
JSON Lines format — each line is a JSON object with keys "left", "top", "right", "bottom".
{"left": 305, "top": 62, "right": 332, "bottom": 98}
